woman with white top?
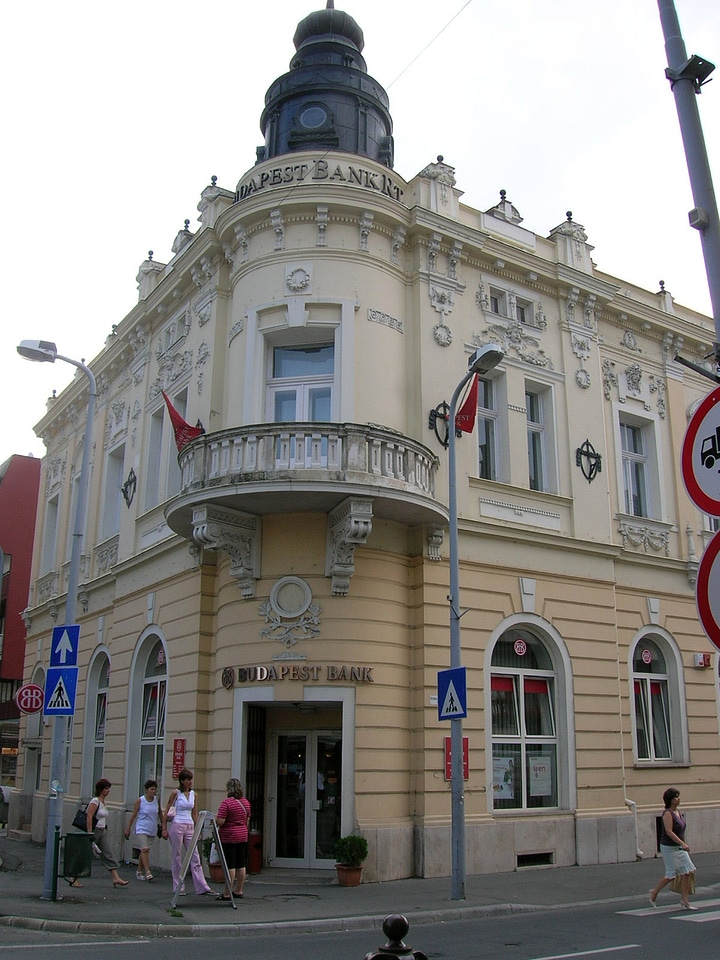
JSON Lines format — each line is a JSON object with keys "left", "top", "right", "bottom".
{"left": 86, "top": 778, "right": 128, "bottom": 887}
{"left": 125, "top": 778, "right": 161, "bottom": 880}
{"left": 163, "top": 768, "right": 212, "bottom": 896}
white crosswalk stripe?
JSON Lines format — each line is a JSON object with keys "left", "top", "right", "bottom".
{"left": 618, "top": 896, "right": 720, "bottom": 917}
{"left": 670, "top": 908, "right": 720, "bottom": 922}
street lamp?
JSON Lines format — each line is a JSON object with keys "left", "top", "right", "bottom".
{"left": 17, "top": 340, "right": 97, "bottom": 900}
{"left": 447, "top": 342, "right": 504, "bottom": 900}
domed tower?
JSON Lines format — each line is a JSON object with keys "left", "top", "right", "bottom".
{"left": 258, "top": 1, "right": 394, "bottom": 167}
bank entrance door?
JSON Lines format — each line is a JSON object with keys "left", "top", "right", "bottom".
{"left": 268, "top": 731, "right": 342, "bottom": 868}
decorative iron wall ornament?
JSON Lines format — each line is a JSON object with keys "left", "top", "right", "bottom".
{"left": 576, "top": 439, "right": 602, "bottom": 483}
{"left": 121, "top": 468, "right": 137, "bottom": 507}
{"left": 428, "top": 401, "right": 450, "bottom": 448}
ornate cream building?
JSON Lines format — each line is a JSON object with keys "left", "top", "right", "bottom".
{"left": 11, "top": 3, "right": 720, "bottom": 881}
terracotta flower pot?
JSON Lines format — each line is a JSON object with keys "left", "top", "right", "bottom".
{"left": 209, "top": 862, "right": 225, "bottom": 883}
{"left": 335, "top": 864, "right": 363, "bottom": 886}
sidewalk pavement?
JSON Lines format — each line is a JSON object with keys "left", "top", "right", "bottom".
{"left": 1, "top": 833, "right": 719, "bottom": 940}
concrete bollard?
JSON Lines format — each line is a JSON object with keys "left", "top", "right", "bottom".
{"left": 363, "top": 914, "right": 428, "bottom": 960}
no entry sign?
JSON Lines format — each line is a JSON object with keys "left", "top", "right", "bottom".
{"left": 696, "top": 531, "right": 720, "bottom": 651}
{"left": 682, "top": 385, "right": 720, "bottom": 515}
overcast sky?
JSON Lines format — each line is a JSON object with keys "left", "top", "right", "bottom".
{"left": 1, "top": 0, "right": 718, "bottom": 465}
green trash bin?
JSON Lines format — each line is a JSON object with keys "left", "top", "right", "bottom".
{"left": 63, "top": 832, "right": 93, "bottom": 883}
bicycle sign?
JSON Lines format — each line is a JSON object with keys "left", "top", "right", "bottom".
{"left": 681, "top": 385, "right": 720, "bottom": 515}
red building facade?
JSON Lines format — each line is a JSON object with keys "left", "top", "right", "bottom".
{"left": 0, "top": 455, "right": 41, "bottom": 785}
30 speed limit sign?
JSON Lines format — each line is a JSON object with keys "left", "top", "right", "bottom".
{"left": 15, "top": 683, "right": 45, "bottom": 715}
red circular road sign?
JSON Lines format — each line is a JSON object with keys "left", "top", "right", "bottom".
{"left": 696, "top": 530, "right": 720, "bottom": 652}
{"left": 682, "top": 385, "right": 720, "bottom": 515}
{"left": 15, "top": 683, "right": 45, "bottom": 715}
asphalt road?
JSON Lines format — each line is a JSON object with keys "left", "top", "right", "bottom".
{"left": 0, "top": 894, "right": 718, "bottom": 959}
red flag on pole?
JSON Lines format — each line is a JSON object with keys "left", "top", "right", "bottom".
{"left": 161, "top": 391, "right": 205, "bottom": 451}
{"left": 454, "top": 374, "right": 478, "bottom": 433}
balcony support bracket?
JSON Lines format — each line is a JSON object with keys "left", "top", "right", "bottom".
{"left": 192, "top": 504, "right": 261, "bottom": 598}
{"left": 326, "top": 497, "right": 374, "bottom": 597}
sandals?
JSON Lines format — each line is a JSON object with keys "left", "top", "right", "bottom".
{"left": 216, "top": 893, "right": 232, "bottom": 901}
{"left": 113, "top": 879, "right": 129, "bottom": 887}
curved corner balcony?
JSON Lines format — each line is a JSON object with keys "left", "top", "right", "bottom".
{"left": 165, "top": 421, "right": 447, "bottom": 540}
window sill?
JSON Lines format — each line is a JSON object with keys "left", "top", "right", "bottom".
{"left": 633, "top": 761, "right": 690, "bottom": 769}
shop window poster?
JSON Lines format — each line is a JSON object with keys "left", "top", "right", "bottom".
{"left": 493, "top": 756, "right": 515, "bottom": 800}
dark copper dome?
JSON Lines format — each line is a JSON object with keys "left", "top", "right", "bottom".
{"left": 293, "top": 3, "right": 364, "bottom": 54}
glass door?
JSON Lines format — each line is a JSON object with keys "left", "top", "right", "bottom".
{"left": 269, "top": 731, "right": 342, "bottom": 867}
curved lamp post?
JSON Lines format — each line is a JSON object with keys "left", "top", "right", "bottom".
{"left": 447, "top": 343, "right": 504, "bottom": 900}
{"left": 17, "top": 340, "right": 97, "bottom": 900}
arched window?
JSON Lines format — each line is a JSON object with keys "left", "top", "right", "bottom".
{"left": 489, "top": 627, "right": 561, "bottom": 810}
{"left": 630, "top": 632, "right": 687, "bottom": 764}
{"left": 83, "top": 651, "right": 110, "bottom": 794}
{"left": 128, "top": 633, "right": 168, "bottom": 799}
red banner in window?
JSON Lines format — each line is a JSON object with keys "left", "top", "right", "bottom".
{"left": 491, "top": 676, "right": 514, "bottom": 692}
{"left": 524, "top": 678, "right": 548, "bottom": 694}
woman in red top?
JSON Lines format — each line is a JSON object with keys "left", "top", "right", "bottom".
{"left": 215, "top": 778, "right": 251, "bottom": 900}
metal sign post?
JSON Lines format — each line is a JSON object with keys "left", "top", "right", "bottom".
{"left": 169, "top": 811, "right": 235, "bottom": 910}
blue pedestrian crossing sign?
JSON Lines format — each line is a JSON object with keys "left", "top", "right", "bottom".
{"left": 44, "top": 667, "right": 78, "bottom": 716}
{"left": 437, "top": 667, "right": 467, "bottom": 720}
{"left": 49, "top": 625, "right": 80, "bottom": 667}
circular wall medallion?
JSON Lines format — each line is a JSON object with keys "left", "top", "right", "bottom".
{"left": 270, "top": 577, "right": 312, "bottom": 619}
{"left": 221, "top": 667, "right": 236, "bottom": 690}
{"left": 299, "top": 106, "right": 328, "bottom": 129}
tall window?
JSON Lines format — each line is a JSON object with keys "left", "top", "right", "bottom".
{"left": 92, "top": 656, "right": 110, "bottom": 785}
{"left": 139, "top": 639, "right": 167, "bottom": 795}
{"left": 477, "top": 377, "right": 498, "bottom": 481}
{"left": 41, "top": 495, "right": 59, "bottom": 575}
{"left": 632, "top": 638, "right": 671, "bottom": 761}
{"left": 526, "top": 389, "right": 546, "bottom": 492}
{"left": 65, "top": 465, "right": 81, "bottom": 561}
{"left": 491, "top": 630, "right": 558, "bottom": 810}
{"left": 101, "top": 444, "right": 125, "bottom": 540}
{"left": 144, "top": 390, "right": 186, "bottom": 510}
{"left": 144, "top": 408, "right": 164, "bottom": 510}
{"left": 621, "top": 419, "right": 649, "bottom": 517}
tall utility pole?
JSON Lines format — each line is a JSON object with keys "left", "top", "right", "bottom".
{"left": 657, "top": 0, "right": 720, "bottom": 364}
{"left": 17, "top": 341, "right": 97, "bottom": 900}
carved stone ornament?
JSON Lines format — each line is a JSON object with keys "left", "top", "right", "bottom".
{"left": 433, "top": 322, "right": 453, "bottom": 347}
{"left": 228, "top": 317, "right": 245, "bottom": 347}
{"left": 258, "top": 577, "right": 321, "bottom": 647}
{"left": 192, "top": 504, "right": 261, "bottom": 597}
{"left": 427, "top": 528, "right": 444, "bottom": 561}
{"left": 474, "top": 321, "right": 554, "bottom": 369}
{"left": 286, "top": 267, "right": 310, "bottom": 292}
{"left": 618, "top": 520, "right": 670, "bottom": 556}
{"left": 429, "top": 285, "right": 454, "bottom": 316}
{"left": 325, "top": 497, "right": 374, "bottom": 596}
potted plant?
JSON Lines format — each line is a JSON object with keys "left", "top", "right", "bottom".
{"left": 334, "top": 834, "right": 368, "bottom": 886}
{"left": 202, "top": 836, "right": 225, "bottom": 884}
